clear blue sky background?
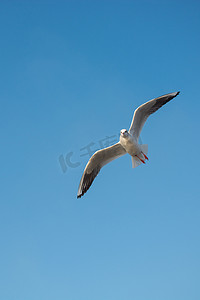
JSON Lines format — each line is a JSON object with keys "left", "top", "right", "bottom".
{"left": 1, "top": 1, "right": 200, "bottom": 299}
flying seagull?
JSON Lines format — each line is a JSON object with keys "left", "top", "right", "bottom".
{"left": 77, "top": 91, "right": 180, "bottom": 198}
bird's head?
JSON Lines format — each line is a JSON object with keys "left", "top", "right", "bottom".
{"left": 120, "top": 129, "right": 129, "bottom": 138}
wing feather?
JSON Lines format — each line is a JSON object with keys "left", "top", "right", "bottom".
{"left": 129, "top": 91, "right": 180, "bottom": 140}
{"left": 77, "top": 142, "right": 126, "bottom": 198}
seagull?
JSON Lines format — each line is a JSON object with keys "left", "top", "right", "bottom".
{"left": 77, "top": 91, "right": 180, "bottom": 198}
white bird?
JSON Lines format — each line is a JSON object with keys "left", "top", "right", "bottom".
{"left": 77, "top": 91, "right": 180, "bottom": 198}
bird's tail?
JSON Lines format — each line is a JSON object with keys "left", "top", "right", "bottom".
{"left": 140, "top": 144, "right": 148, "bottom": 157}
{"left": 131, "top": 156, "right": 142, "bottom": 168}
{"left": 131, "top": 144, "right": 148, "bottom": 168}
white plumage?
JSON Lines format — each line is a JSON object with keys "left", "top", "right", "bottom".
{"left": 77, "top": 91, "right": 180, "bottom": 198}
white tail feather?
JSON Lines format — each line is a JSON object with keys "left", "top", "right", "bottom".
{"left": 132, "top": 156, "right": 142, "bottom": 168}
{"left": 140, "top": 144, "right": 148, "bottom": 156}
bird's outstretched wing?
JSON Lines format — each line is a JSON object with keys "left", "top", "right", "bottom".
{"left": 77, "top": 142, "right": 126, "bottom": 198}
{"left": 129, "top": 91, "right": 180, "bottom": 140}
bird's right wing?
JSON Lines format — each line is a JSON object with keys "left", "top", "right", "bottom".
{"left": 129, "top": 91, "right": 180, "bottom": 140}
{"left": 77, "top": 142, "right": 126, "bottom": 198}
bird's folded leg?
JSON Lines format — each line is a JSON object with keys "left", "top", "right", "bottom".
{"left": 142, "top": 152, "right": 149, "bottom": 161}
{"left": 136, "top": 155, "right": 145, "bottom": 164}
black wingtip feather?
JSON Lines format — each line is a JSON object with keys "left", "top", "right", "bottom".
{"left": 77, "top": 166, "right": 101, "bottom": 199}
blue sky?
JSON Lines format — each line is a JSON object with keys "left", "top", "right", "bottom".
{"left": 1, "top": 1, "right": 200, "bottom": 299}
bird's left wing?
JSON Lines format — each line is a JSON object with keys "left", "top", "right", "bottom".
{"left": 77, "top": 142, "right": 126, "bottom": 198}
{"left": 129, "top": 91, "right": 180, "bottom": 140}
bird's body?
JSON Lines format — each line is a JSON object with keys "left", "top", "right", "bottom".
{"left": 119, "top": 132, "right": 147, "bottom": 166}
{"left": 120, "top": 131, "right": 141, "bottom": 156}
{"left": 77, "top": 91, "right": 180, "bottom": 198}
